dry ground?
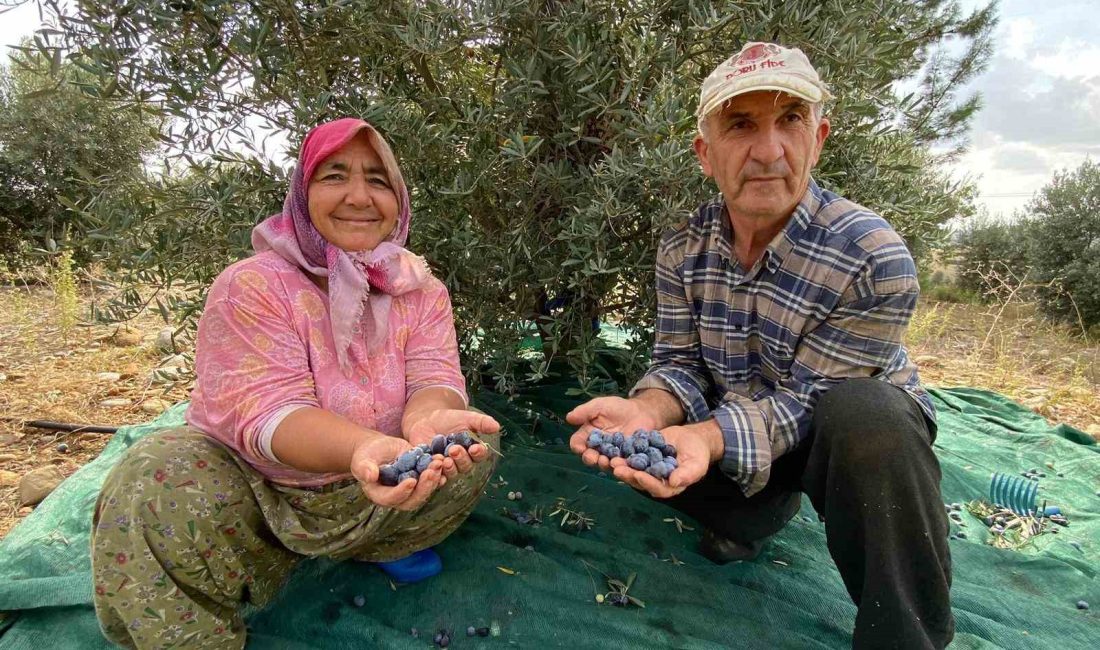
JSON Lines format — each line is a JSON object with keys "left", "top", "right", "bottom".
{"left": 905, "top": 300, "right": 1100, "bottom": 431}
{"left": 1, "top": 283, "right": 1098, "bottom": 539}
{"left": 0, "top": 284, "right": 192, "bottom": 538}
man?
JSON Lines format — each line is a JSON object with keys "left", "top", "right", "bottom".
{"left": 567, "top": 42, "right": 953, "bottom": 648}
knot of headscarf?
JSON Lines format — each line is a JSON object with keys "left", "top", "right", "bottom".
{"left": 251, "top": 118, "right": 431, "bottom": 374}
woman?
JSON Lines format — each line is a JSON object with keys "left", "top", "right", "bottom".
{"left": 91, "top": 118, "right": 500, "bottom": 649}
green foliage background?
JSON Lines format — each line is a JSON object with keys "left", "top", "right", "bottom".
{"left": 952, "top": 214, "right": 1031, "bottom": 295}
{"left": 16, "top": 0, "right": 994, "bottom": 390}
{"left": 1025, "top": 160, "right": 1100, "bottom": 331}
{"left": 0, "top": 43, "right": 157, "bottom": 270}
{"left": 956, "top": 160, "right": 1100, "bottom": 333}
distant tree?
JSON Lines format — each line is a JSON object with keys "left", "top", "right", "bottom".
{"left": 0, "top": 41, "right": 159, "bottom": 270}
{"left": 1023, "top": 160, "right": 1100, "bottom": 332}
{"left": 953, "top": 212, "right": 1032, "bottom": 296}
{"left": 42, "top": 0, "right": 995, "bottom": 391}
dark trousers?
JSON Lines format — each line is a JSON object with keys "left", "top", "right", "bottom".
{"left": 662, "top": 378, "right": 954, "bottom": 649}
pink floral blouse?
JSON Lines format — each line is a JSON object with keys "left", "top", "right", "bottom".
{"left": 185, "top": 251, "right": 467, "bottom": 487}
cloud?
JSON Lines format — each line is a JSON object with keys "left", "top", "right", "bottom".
{"left": 963, "top": 1, "right": 1100, "bottom": 152}
{"left": 969, "top": 54, "right": 1100, "bottom": 152}
{"left": 989, "top": 144, "right": 1049, "bottom": 174}
{"left": 1031, "top": 41, "right": 1100, "bottom": 81}
{"left": 988, "top": 0, "right": 1100, "bottom": 59}
{"left": 952, "top": 0, "right": 1100, "bottom": 217}
{"left": 1002, "top": 18, "right": 1036, "bottom": 59}
{"left": 950, "top": 142, "right": 1094, "bottom": 218}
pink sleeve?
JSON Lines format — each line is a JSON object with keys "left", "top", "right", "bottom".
{"left": 404, "top": 282, "right": 468, "bottom": 405}
{"left": 186, "top": 267, "right": 319, "bottom": 466}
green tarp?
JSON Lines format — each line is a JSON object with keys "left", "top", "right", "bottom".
{"left": 0, "top": 383, "right": 1096, "bottom": 648}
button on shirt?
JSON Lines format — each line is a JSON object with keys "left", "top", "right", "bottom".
{"left": 631, "top": 180, "right": 935, "bottom": 497}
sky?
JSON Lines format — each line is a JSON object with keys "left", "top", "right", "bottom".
{"left": 2, "top": 0, "right": 1097, "bottom": 220}
{"left": 949, "top": 0, "right": 1100, "bottom": 220}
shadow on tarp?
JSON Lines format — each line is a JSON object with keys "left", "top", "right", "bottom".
{"left": 0, "top": 362, "right": 1096, "bottom": 648}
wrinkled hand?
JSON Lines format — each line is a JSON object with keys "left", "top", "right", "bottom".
{"left": 608, "top": 425, "right": 713, "bottom": 498}
{"left": 566, "top": 396, "right": 657, "bottom": 472}
{"left": 404, "top": 409, "right": 500, "bottom": 479}
{"left": 350, "top": 436, "right": 447, "bottom": 511}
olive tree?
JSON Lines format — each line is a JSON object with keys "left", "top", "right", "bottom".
{"left": 40, "top": 0, "right": 994, "bottom": 391}
{"left": 1022, "top": 160, "right": 1100, "bottom": 332}
{"left": 0, "top": 41, "right": 157, "bottom": 270}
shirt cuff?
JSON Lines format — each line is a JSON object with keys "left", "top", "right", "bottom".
{"left": 254, "top": 403, "right": 314, "bottom": 464}
{"left": 711, "top": 393, "right": 772, "bottom": 497}
{"left": 630, "top": 369, "right": 710, "bottom": 423}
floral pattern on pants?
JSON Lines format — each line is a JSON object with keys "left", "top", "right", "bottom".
{"left": 91, "top": 427, "right": 497, "bottom": 649}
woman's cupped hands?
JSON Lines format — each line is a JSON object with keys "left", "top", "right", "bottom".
{"left": 350, "top": 436, "right": 444, "bottom": 511}
{"left": 350, "top": 410, "right": 500, "bottom": 511}
{"left": 405, "top": 409, "right": 500, "bottom": 476}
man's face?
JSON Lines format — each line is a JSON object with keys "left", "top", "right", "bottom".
{"left": 694, "top": 90, "right": 830, "bottom": 223}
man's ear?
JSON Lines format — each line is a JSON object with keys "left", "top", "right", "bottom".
{"left": 812, "top": 116, "right": 831, "bottom": 166}
{"left": 693, "top": 133, "right": 713, "bottom": 177}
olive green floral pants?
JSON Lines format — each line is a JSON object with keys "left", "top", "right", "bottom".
{"left": 90, "top": 428, "right": 497, "bottom": 649}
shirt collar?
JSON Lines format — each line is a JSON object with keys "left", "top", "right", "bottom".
{"left": 706, "top": 196, "right": 734, "bottom": 265}
{"left": 763, "top": 178, "right": 822, "bottom": 273}
{"left": 709, "top": 178, "right": 823, "bottom": 274}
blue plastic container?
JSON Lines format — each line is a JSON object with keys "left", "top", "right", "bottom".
{"left": 990, "top": 472, "right": 1039, "bottom": 516}
{"left": 374, "top": 548, "right": 442, "bottom": 583}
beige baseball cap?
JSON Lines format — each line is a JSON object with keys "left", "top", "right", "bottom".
{"left": 697, "top": 42, "right": 832, "bottom": 130}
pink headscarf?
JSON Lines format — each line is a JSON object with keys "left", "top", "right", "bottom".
{"left": 252, "top": 118, "right": 431, "bottom": 373}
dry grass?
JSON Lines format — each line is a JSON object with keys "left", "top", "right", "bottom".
{"left": 907, "top": 300, "right": 1100, "bottom": 436}
{"left": 0, "top": 280, "right": 192, "bottom": 538}
{"left": 1, "top": 278, "right": 1098, "bottom": 540}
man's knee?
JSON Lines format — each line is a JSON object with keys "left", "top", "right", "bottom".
{"left": 811, "top": 379, "right": 931, "bottom": 477}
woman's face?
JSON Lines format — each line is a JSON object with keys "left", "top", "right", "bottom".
{"left": 307, "top": 133, "right": 400, "bottom": 252}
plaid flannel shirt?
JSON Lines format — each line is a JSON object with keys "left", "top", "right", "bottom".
{"left": 631, "top": 179, "right": 934, "bottom": 497}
